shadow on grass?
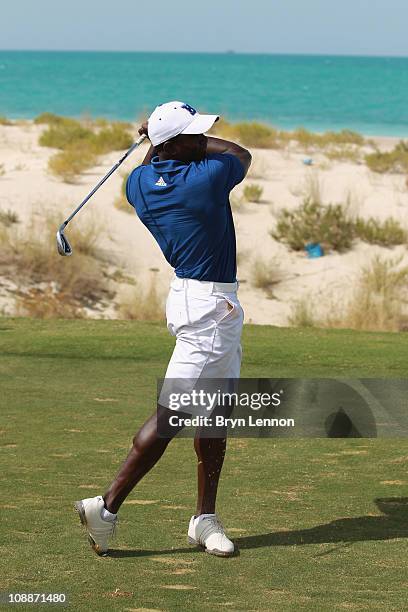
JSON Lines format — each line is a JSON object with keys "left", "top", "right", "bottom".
{"left": 237, "top": 496, "right": 408, "bottom": 551}
{"left": 108, "top": 497, "right": 408, "bottom": 558}
{"left": 108, "top": 547, "right": 198, "bottom": 558}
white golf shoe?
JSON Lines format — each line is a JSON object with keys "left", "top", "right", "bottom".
{"left": 188, "top": 514, "right": 235, "bottom": 557}
{"left": 74, "top": 495, "right": 117, "bottom": 556}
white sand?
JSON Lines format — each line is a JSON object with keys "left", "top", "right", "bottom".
{"left": 1, "top": 123, "right": 407, "bottom": 325}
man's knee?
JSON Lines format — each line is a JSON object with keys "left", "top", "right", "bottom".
{"left": 156, "top": 403, "right": 187, "bottom": 439}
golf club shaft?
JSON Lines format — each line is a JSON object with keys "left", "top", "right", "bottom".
{"left": 62, "top": 134, "right": 147, "bottom": 228}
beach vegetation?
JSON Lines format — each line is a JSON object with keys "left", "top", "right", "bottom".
{"left": 93, "top": 117, "right": 109, "bottom": 128}
{"left": 114, "top": 175, "right": 133, "bottom": 214}
{"left": 210, "top": 118, "right": 366, "bottom": 153}
{"left": 34, "top": 112, "right": 75, "bottom": 126}
{"left": 1, "top": 210, "right": 114, "bottom": 318}
{"left": 0, "top": 116, "right": 12, "bottom": 126}
{"left": 0, "top": 163, "right": 5, "bottom": 177}
{"left": 39, "top": 116, "right": 133, "bottom": 153}
{"left": 230, "top": 194, "right": 245, "bottom": 212}
{"left": 252, "top": 257, "right": 284, "bottom": 298}
{"left": 90, "top": 123, "right": 133, "bottom": 154}
{"left": 247, "top": 154, "right": 269, "bottom": 179}
{"left": 325, "top": 146, "right": 362, "bottom": 163}
{"left": 243, "top": 183, "right": 263, "bottom": 202}
{"left": 288, "top": 128, "right": 364, "bottom": 150}
{"left": 288, "top": 297, "right": 316, "bottom": 327}
{"left": 365, "top": 141, "right": 408, "bottom": 174}
{"left": 211, "top": 119, "right": 280, "bottom": 148}
{"left": 48, "top": 147, "right": 98, "bottom": 183}
{"left": 272, "top": 198, "right": 354, "bottom": 252}
{"left": 354, "top": 217, "right": 407, "bottom": 246}
{"left": 0, "top": 208, "right": 19, "bottom": 227}
{"left": 302, "top": 171, "right": 323, "bottom": 205}
{"left": 325, "top": 255, "right": 408, "bottom": 332}
{"left": 322, "top": 130, "right": 364, "bottom": 146}
{"left": 232, "top": 122, "right": 280, "bottom": 148}
{"left": 39, "top": 120, "right": 94, "bottom": 149}
{"left": 116, "top": 278, "right": 164, "bottom": 321}
{"left": 39, "top": 115, "right": 134, "bottom": 182}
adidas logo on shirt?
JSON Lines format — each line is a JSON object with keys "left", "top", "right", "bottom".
{"left": 155, "top": 176, "right": 167, "bottom": 187}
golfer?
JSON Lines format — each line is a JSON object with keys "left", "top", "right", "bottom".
{"left": 75, "top": 101, "right": 251, "bottom": 557}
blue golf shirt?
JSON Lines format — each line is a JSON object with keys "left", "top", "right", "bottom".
{"left": 126, "top": 153, "right": 245, "bottom": 282}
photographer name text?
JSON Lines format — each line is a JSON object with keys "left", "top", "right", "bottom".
{"left": 168, "top": 415, "right": 295, "bottom": 428}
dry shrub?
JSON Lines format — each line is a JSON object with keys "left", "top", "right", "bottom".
{"left": 34, "top": 112, "right": 73, "bottom": 126}
{"left": 288, "top": 298, "right": 316, "bottom": 327}
{"left": 15, "top": 286, "right": 86, "bottom": 319}
{"left": 39, "top": 114, "right": 134, "bottom": 183}
{"left": 90, "top": 123, "right": 133, "bottom": 154}
{"left": 40, "top": 117, "right": 133, "bottom": 153}
{"left": 290, "top": 171, "right": 323, "bottom": 204}
{"left": 365, "top": 141, "right": 408, "bottom": 174}
{"left": 39, "top": 121, "right": 93, "bottom": 149}
{"left": 230, "top": 194, "right": 245, "bottom": 212}
{"left": 114, "top": 196, "right": 133, "bottom": 214}
{"left": 1, "top": 210, "right": 114, "bottom": 318}
{"left": 326, "top": 255, "right": 408, "bottom": 332}
{"left": 325, "top": 146, "right": 362, "bottom": 163}
{"left": 114, "top": 174, "right": 133, "bottom": 214}
{"left": 0, "top": 209, "right": 19, "bottom": 226}
{"left": 289, "top": 127, "right": 364, "bottom": 150}
{"left": 354, "top": 217, "right": 407, "bottom": 247}
{"left": 233, "top": 122, "right": 280, "bottom": 148}
{"left": 117, "top": 279, "right": 164, "bottom": 321}
{"left": 210, "top": 119, "right": 364, "bottom": 153}
{"left": 252, "top": 258, "right": 284, "bottom": 298}
{"left": 247, "top": 154, "right": 269, "bottom": 179}
{"left": 48, "top": 147, "right": 98, "bottom": 183}
{"left": 211, "top": 119, "right": 280, "bottom": 148}
{"left": 272, "top": 198, "right": 354, "bottom": 252}
{"left": 243, "top": 183, "right": 263, "bottom": 203}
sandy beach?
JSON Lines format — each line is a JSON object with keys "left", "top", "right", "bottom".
{"left": 1, "top": 121, "right": 407, "bottom": 326}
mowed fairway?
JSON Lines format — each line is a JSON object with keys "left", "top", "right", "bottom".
{"left": 1, "top": 318, "right": 408, "bottom": 611}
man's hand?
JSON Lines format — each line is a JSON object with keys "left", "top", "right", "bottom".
{"left": 138, "top": 121, "right": 149, "bottom": 138}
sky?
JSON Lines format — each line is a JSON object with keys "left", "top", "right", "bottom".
{"left": 1, "top": 0, "right": 408, "bottom": 56}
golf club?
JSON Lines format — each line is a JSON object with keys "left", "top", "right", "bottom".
{"left": 56, "top": 133, "right": 147, "bottom": 256}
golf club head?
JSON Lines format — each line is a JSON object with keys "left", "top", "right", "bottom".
{"left": 56, "top": 227, "right": 72, "bottom": 256}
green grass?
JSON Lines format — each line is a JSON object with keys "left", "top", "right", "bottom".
{"left": 1, "top": 318, "right": 408, "bottom": 611}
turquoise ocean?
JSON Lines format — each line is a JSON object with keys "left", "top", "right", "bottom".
{"left": 0, "top": 51, "right": 407, "bottom": 136}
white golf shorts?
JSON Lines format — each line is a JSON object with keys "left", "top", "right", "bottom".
{"left": 159, "top": 276, "right": 244, "bottom": 410}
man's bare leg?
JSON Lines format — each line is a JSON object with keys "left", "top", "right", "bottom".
{"left": 194, "top": 434, "right": 228, "bottom": 515}
{"left": 193, "top": 400, "right": 234, "bottom": 515}
{"left": 103, "top": 404, "right": 184, "bottom": 514}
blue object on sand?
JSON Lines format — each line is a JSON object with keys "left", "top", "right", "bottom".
{"left": 303, "top": 157, "right": 314, "bottom": 166}
{"left": 305, "top": 242, "right": 324, "bottom": 258}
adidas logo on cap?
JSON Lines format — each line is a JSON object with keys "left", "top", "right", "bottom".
{"left": 155, "top": 176, "right": 167, "bottom": 187}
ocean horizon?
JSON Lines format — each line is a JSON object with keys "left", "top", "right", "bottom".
{"left": 1, "top": 50, "right": 407, "bottom": 137}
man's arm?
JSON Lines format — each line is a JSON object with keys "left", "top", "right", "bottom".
{"left": 206, "top": 136, "right": 252, "bottom": 177}
{"left": 137, "top": 122, "right": 158, "bottom": 165}
{"left": 140, "top": 143, "right": 158, "bottom": 165}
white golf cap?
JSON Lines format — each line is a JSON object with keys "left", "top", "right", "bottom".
{"left": 148, "top": 101, "right": 219, "bottom": 146}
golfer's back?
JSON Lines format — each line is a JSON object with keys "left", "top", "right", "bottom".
{"left": 126, "top": 153, "right": 244, "bottom": 283}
